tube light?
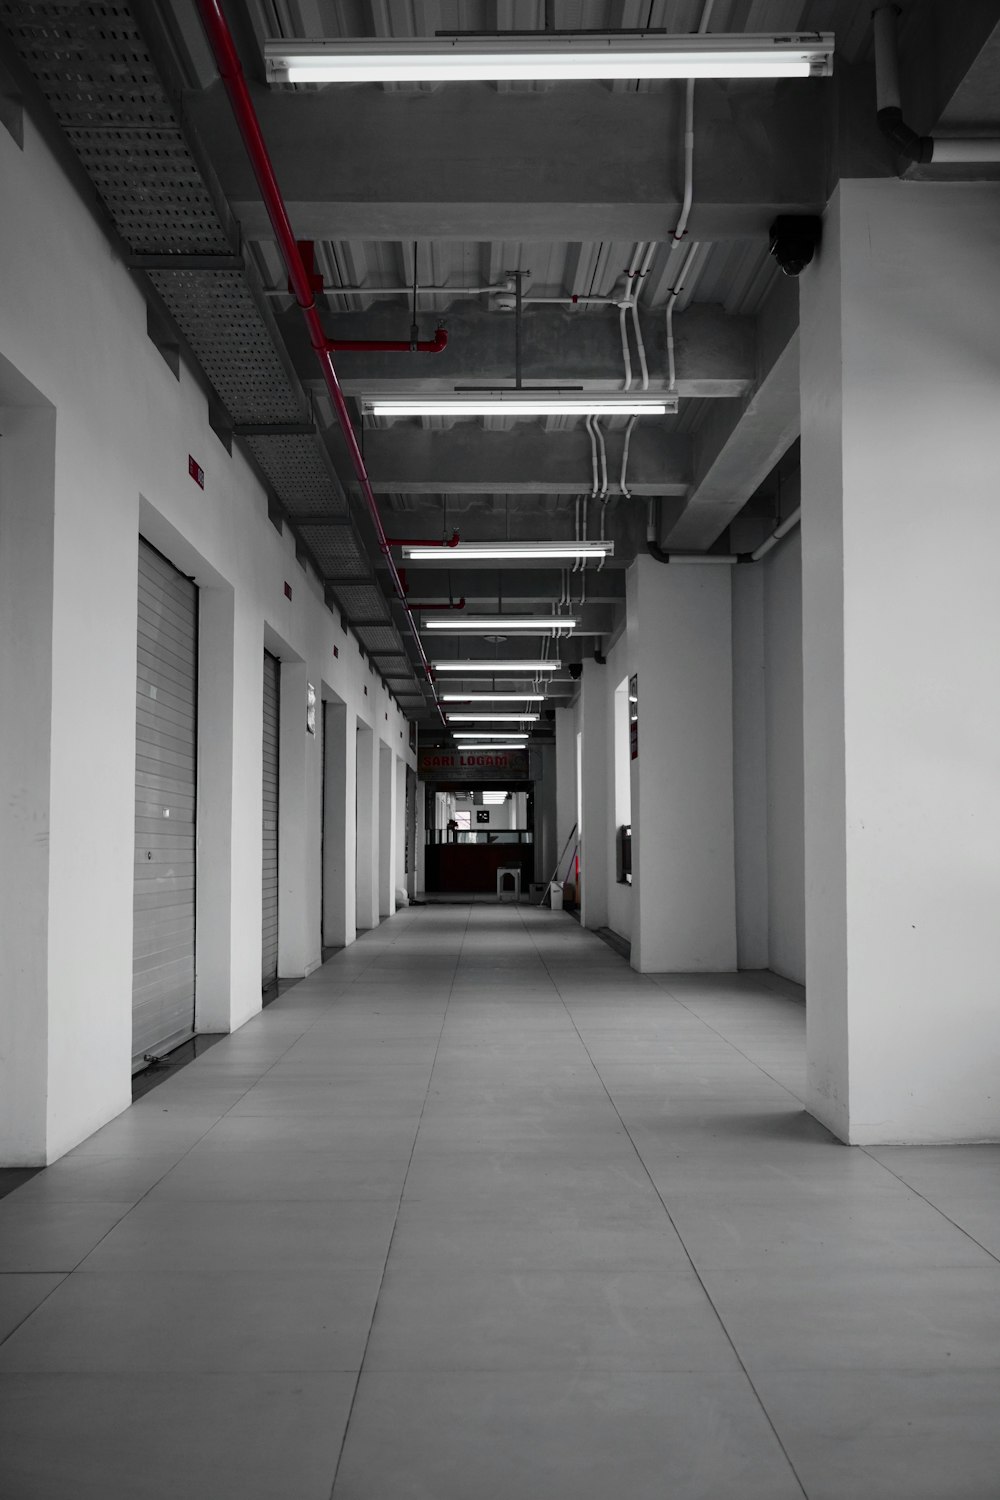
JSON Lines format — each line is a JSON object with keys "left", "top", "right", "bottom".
{"left": 447, "top": 713, "right": 540, "bottom": 722}
{"left": 403, "top": 540, "right": 613, "bottom": 562}
{"left": 423, "top": 617, "right": 577, "bottom": 632}
{"left": 433, "top": 660, "right": 561, "bottom": 672}
{"left": 440, "top": 693, "right": 546, "bottom": 703}
{"left": 455, "top": 743, "right": 529, "bottom": 750}
{"left": 364, "top": 395, "right": 673, "bottom": 418}
{"left": 454, "top": 733, "right": 529, "bottom": 740}
{"left": 265, "top": 35, "right": 835, "bottom": 85}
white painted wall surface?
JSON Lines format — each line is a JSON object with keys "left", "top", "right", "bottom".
{"left": 0, "top": 117, "right": 413, "bottom": 1163}
{"left": 628, "top": 556, "right": 737, "bottom": 973}
{"left": 578, "top": 659, "right": 610, "bottom": 931}
{"left": 731, "top": 564, "right": 769, "bottom": 968}
{"left": 801, "top": 179, "right": 1000, "bottom": 1143}
{"left": 606, "top": 633, "right": 633, "bottom": 944}
{"left": 763, "top": 529, "right": 805, "bottom": 984}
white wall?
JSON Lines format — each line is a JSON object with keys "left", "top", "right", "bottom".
{"left": 763, "top": 529, "right": 805, "bottom": 983}
{"left": 606, "top": 633, "right": 633, "bottom": 944}
{"left": 628, "top": 556, "right": 737, "bottom": 973}
{"left": 801, "top": 179, "right": 1000, "bottom": 1143}
{"left": 731, "top": 526, "right": 806, "bottom": 984}
{"left": 0, "top": 114, "right": 414, "bottom": 1163}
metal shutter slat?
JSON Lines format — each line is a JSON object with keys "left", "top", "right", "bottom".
{"left": 133, "top": 538, "right": 197, "bottom": 1066}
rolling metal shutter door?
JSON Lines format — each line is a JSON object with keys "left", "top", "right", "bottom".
{"left": 133, "top": 540, "right": 197, "bottom": 1066}
{"left": 262, "top": 650, "right": 280, "bottom": 987}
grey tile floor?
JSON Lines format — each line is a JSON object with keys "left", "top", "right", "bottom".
{"left": 1, "top": 905, "right": 999, "bottom": 1498}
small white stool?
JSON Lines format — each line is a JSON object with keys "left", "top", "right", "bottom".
{"left": 497, "top": 866, "right": 521, "bottom": 902}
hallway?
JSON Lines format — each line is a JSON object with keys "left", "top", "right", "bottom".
{"left": 1, "top": 906, "right": 999, "bottom": 1499}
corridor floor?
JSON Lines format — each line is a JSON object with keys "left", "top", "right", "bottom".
{"left": 2, "top": 906, "right": 1000, "bottom": 1499}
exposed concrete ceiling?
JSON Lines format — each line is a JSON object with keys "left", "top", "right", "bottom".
{"left": 3, "top": 0, "right": 998, "bottom": 742}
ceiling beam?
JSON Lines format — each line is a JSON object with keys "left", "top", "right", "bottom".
{"left": 185, "top": 78, "right": 828, "bottom": 242}
{"left": 662, "top": 275, "right": 799, "bottom": 551}
{"left": 276, "top": 302, "right": 754, "bottom": 397}
{"left": 338, "top": 423, "right": 689, "bottom": 495}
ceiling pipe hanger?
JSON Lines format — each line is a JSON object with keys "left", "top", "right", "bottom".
{"left": 293, "top": 241, "right": 448, "bottom": 353}
{"left": 193, "top": 0, "right": 444, "bottom": 721}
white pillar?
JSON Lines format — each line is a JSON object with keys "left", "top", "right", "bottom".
{"left": 395, "top": 755, "right": 407, "bottom": 897}
{"left": 554, "top": 706, "right": 577, "bottom": 886}
{"left": 355, "top": 721, "right": 379, "bottom": 929}
{"left": 0, "top": 401, "right": 56, "bottom": 1164}
{"left": 322, "top": 694, "right": 355, "bottom": 948}
{"left": 276, "top": 659, "right": 319, "bottom": 977}
{"left": 578, "top": 659, "right": 610, "bottom": 931}
{"left": 801, "top": 179, "right": 1000, "bottom": 1145}
{"left": 378, "top": 740, "right": 397, "bottom": 918}
{"left": 628, "top": 554, "right": 737, "bottom": 973}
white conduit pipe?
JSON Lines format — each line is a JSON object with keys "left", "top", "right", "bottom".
{"left": 666, "top": 242, "right": 700, "bottom": 393}
{"left": 653, "top": 506, "right": 802, "bottom": 565}
{"left": 664, "top": 0, "right": 713, "bottom": 393}
{"left": 265, "top": 282, "right": 511, "bottom": 299}
{"left": 873, "top": 4, "right": 1000, "bottom": 165}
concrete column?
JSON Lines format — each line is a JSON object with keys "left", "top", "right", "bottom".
{"left": 578, "top": 660, "right": 610, "bottom": 931}
{"left": 0, "top": 400, "right": 56, "bottom": 1164}
{"left": 276, "top": 660, "right": 319, "bottom": 977}
{"left": 731, "top": 565, "right": 769, "bottom": 970}
{"left": 554, "top": 706, "right": 577, "bottom": 886}
{"left": 395, "top": 755, "right": 407, "bottom": 898}
{"left": 355, "top": 721, "right": 379, "bottom": 930}
{"left": 322, "top": 694, "right": 355, "bottom": 948}
{"left": 194, "top": 583, "right": 237, "bottom": 1030}
{"left": 378, "top": 741, "right": 397, "bottom": 918}
{"left": 801, "top": 179, "right": 1000, "bottom": 1144}
{"left": 628, "top": 554, "right": 737, "bottom": 973}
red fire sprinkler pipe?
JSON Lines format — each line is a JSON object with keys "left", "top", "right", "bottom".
{"left": 194, "top": 0, "right": 444, "bottom": 720}
{"left": 405, "top": 599, "right": 467, "bottom": 612}
{"left": 386, "top": 532, "right": 461, "bottom": 548}
{"left": 328, "top": 329, "right": 448, "bottom": 354}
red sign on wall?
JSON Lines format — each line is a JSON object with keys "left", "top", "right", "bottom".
{"left": 418, "top": 749, "right": 529, "bottom": 781}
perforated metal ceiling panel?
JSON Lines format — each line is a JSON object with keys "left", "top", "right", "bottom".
{"left": 148, "top": 269, "right": 303, "bottom": 423}
{"left": 242, "top": 437, "right": 349, "bottom": 516}
{"left": 296, "top": 526, "right": 369, "bottom": 578}
{"left": 357, "top": 624, "right": 408, "bottom": 656}
{"left": 0, "top": 0, "right": 229, "bottom": 254}
{"left": 333, "top": 585, "right": 392, "bottom": 624}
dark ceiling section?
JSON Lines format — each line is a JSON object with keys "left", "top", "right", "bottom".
{"left": 0, "top": 0, "right": 426, "bottom": 711}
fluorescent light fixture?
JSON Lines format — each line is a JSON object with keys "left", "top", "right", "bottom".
{"left": 403, "top": 540, "right": 613, "bottom": 562}
{"left": 364, "top": 394, "right": 673, "bottom": 418}
{"left": 447, "top": 713, "right": 540, "bottom": 722}
{"left": 423, "top": 617, "right": 577, "bottom": 632}
{"left": 455, "top": 733, "right": 529, "bottom": 740}
{"left": 482, "top": 793, "right": 509, "bottom": 804}
{"left": 455, "top": 743, "right": 529, "bottom": 750}
{"left": 265, "top": 34, "right": 835, "bottom": 84}
{"left": 433, "top": 660, "right": 561, "bottom": 673}
{"left": 441, "top": 693, "right": 546, "bottom": 703}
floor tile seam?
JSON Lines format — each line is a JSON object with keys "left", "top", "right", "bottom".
{"left": 325, "top": 901, "right": 474, "bottom": 1500}
{"left": 0, "top": 1274, "right": 69, "bottom": 1352}
{"left": 646, "top": 988, "right": 812, "bottom": 1107}
{"left": 60, "top": 1015, "right": 344, "bottom": 1276}
{"left": 516, "top": 906, "right": 811, "bottom": 1500}
{"left": 854, "top": 1148, "right": 1000, "bottom": 1268}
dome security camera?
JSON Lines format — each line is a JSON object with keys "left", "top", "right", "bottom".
{"left": 768, "top": 216, "right": 821, "bottom": 277}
